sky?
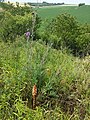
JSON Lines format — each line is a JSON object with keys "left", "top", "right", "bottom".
{"left": 7, "top": 0, "right": 90, "bottom": 5}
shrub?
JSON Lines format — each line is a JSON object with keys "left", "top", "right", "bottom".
{"left": 0, "top": 2, "right": 41, "bottom": 42}
{"left": 0, "top": 12, "right": 31, "bottom": 41}
{"left": 44, "top": 13, "right": 90, "bottom": 56}
{"left": 0, "top": 11, "right": 40, "bottom": 42}
{"left": 75, "top": 33, "right": 90, "bottom": 56}
{"left": 44, "top": 14, "right": 79, "bottom": 51}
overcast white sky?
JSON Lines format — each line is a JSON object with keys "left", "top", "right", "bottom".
{"left": 7, "top": 0, "right": 90, "bottom": 5}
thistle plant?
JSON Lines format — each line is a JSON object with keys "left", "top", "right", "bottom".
{"left": 25, "top": 30, "right": 31, "bottom": 43}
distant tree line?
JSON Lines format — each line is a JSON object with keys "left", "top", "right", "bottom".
{"left": 28, "top": 2, "right": 64, "bottom": 7}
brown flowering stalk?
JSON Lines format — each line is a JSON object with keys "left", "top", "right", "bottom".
{"left": 32, "top": 84, "right": 37, "bottom": 109}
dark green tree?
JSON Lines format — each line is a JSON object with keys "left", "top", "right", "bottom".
{"left": 46, "top": 13, "right": 80, "bottom": 50}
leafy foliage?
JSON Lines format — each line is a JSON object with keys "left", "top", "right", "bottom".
{"left": 0, "top": 2, "right": 40, "bottom": 42}
{"left": 76, "top": 33, "right": 90, "bottom": 55}
{"left": 0, "top": 12, "right": 32, "bottom": 41}
{"left": 43, "top": 13, "right": 90, "bottom": 56}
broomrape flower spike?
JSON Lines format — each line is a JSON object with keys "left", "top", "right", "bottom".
{"left": 32, "top": 84, "right": 37, "bottom": 109}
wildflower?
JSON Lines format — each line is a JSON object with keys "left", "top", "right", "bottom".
{"left": 25, "top": 30, "right": 30, "bottom": 42}
{"left": 32, "top": 84, "right": 37, "bottom": 97}
{"left": 32, "top": 84, "right": 37, "bottom": 109}
{"left": 46, "top": 68, "right": 51, "bottom": 76}
{"left": 25, "top": 31, "right": 30, "bottom": 38}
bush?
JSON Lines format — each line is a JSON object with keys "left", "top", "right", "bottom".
{"left": 44, "top": 13, "right": 90, "bottom": 56}
{"left": 44, "top": 14, "right": 79, "bottom": 51}
{"left": 75, "top": 33, "right": 90, "bottom": 56}
{"left": 0, "top": 11, "right": 40, "bottom": 42}
{"left": 0, "top": 2, "right": 41, "bottom": 42}
{"left": 0, "top": 12, "right": 31, "bottom": 41}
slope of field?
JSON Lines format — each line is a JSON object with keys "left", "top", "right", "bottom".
{"left": 37, "top": 5, "right": 90, "bottom": 24}
{"left": 0, "top": 39, "right": 90, "bottom": 119}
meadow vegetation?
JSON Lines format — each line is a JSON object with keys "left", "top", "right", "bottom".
{"left": 0, "top": 2, "right": 90, "bottom": 120}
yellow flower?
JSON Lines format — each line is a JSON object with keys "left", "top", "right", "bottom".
{"left": 46, "top": 68, "right": 51, "bottom": 76}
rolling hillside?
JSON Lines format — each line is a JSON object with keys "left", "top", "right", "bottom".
{"left": 37, "top": 5, "right": 90, "bottom": 24}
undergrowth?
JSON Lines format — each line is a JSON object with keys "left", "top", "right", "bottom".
{"left": 0, "top": 37, "right": 90, "bottom": 120}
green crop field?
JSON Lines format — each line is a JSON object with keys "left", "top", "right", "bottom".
{"left": 36, "top": 5, "right": 90, "bottom": 24}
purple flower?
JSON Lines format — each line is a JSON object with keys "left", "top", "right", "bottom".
{"left": 25, "top": 31, "right": 30, "bottom": 38}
